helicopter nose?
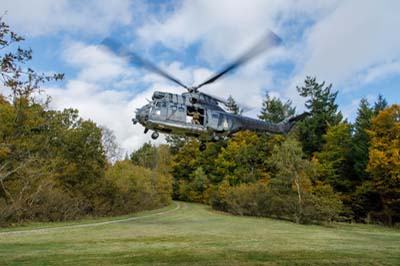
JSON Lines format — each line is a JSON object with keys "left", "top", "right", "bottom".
{"left": 134, "top": 105, "right": 149, "bottom": 125}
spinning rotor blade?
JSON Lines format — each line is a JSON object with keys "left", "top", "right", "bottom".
{"left": 196, "top": 31, "right": 282, "bottom": 89}
{"left": 100, "top": 38, "right": 189, "bottom": 90}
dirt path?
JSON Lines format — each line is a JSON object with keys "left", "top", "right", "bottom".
{"left": 0, "top": 201, "right": 182, "bottom": 236}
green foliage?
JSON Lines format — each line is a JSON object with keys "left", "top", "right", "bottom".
{"left": 105, "top": 160, "right": 172, "bottom": 214}
{"left": 215, "top": 131, "right": 273, "bottom": 185}
{"left": 313, "top": 122, "right": 355, "bottom": 193}
{"left": 352, "top": 98, "right": 374, "bottom": 182}
{"left": 130, "top": 142, "right": 158, "bottom": 169}
{"left": 373, "top": 94, "right": 388, "bottom": 116}
{"left": 258, "top": 91, "right": 295, "bottom": 123}
{"left": 0, "top": 18, "right": 171, "bottom": 226}
{"left": 297, "top": 76, "right": 343, "bottom": 157}
{"left": 209, "top": 138, "right": 342, "bottom": 224}
{"left": 165, "top": 135, "right": 188, "bottom": 154}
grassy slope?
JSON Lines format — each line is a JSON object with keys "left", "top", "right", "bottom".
{"left": 0, "top": 202, "right": 399, "bottom": 266}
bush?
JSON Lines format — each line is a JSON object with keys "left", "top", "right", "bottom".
{"left": 105, "top": 160, "right": 172, "bottom": 215}
{"left": 211, "top": 178, "right": 342, "bottom": 224}
{"left": 0, "top": 180, "right": 88, "bottom": 227}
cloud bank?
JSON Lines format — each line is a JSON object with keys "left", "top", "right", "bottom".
{"left": 1, "top": 0, "right": 399, "bottom": 152}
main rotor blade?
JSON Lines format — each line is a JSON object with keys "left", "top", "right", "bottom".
{"left": 196, "top": 31, "right": 282, "bottom": 89}
{"left": 100, "top": 38, "right": 189, "bottom": 90}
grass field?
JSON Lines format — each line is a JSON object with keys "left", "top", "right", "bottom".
{"left": 0, "top": 202, "right": 399, "bottom": 266}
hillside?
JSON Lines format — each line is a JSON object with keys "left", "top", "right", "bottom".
{"left": 0, "top": 202, "right": 399, "bottom": 266}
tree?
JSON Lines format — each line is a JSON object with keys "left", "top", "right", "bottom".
{"left": 171, "top": 139, "right": 201, "bottom": 198}
{"left": 366, "top": 104, "right": 400, "bottom": 225}
{"left": 314, "top": 122, "right": 355, "bottom": 193}
{"left": 352, "top": 98, "right": 374, "bottom": 182}
{"left": 373, "top": 94, "right": 388, "bottom": 116}
{"left": 258, "top": 91, "right": 295, "bottom": 123}
{"left": 101, "top": 126, "right": 122, "bottom": 164}
{"left": 0, "top": 16, "right": 63, "bottom": 100}
{"left": 269, "top": 137, "right": 342, "bottom": 223}
{"left": 297, "top": 76, "right": 343, "bottom": 157}
{"left": 269, "top": 137, "right": 311, "bottom": 223}
{"left": 130, "top": 142, "right": 158, "bottom": 169}
{"left": 215, "top": 131, "right": 271, "bottom": 186}
{"left": 165, "top": 135, "right": 188, "bottom": 154}
{"left": 226, "top": 95, "right": 242, "bottom": 115}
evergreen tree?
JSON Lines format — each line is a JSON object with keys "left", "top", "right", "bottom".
{"left": 226, "top": 95, "right": 241, "bottom": 114}
{"left": 373, "top": 94, "right": 388, "bottom": 116}
{"left": 296, "top": 76, "right": 343, "bottom": 157}
{"left": 352, "top": 98, "right": 373, "bottom": 182}
{"left": 258, "top": 91, "right": 295, "bottom": 123}
{"left": 314, "top": 122, "right": 355, "bottom": 193}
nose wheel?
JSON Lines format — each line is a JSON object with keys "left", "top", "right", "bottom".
{"left": 151, "top": 131, "right": 159, "bottom": 140}
{"left": 199, "top": 142, "right": 206, "bottom": 151}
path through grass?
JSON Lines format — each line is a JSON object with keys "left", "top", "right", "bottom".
{"left": 0, "top": 202, "right": 399, "bottom": 265}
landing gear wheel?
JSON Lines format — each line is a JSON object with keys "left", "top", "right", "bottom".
{"left": 199, "top": 142, "right": 206, "bottom": 151}
{"left": 151, "top": 131, "right": 159, "bottom": 140}
{"left": 144, "top": 128, "right": 149, "bottom": 134}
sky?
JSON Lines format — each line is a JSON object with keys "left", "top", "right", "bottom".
{"left": 1, "top": 0, "right": 399, "bottom": 153}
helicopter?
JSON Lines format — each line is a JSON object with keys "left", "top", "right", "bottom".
{"left": 101, "top": 31, "right": 309, "bottom": 151}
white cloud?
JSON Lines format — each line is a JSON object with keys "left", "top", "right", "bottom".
{"left": 135, "top": 0, "right": 337, "bottom": 115}
{"left": 137, "top": 0, "right": 336, "bottom": 63}
{"left": 285, "top": 0, "right": 400, "bottom": 95}
{"left": 360, "top": 61, "right": 400, "bottom": 85}
{"left": 62, "top": 41, "right": 134, "bottom": 83}
{"left": 45, "top": 42, "right": 205, "bottom": 152}
{"left": 0, "top": 0, "right": 134, "bottom": 36}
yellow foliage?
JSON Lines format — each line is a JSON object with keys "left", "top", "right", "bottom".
{"left": 367, "top": 104, "right": 400, "bottom": 185}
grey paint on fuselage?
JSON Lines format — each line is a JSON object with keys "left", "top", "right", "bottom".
{"left": 135, "top": 91, "right": 294, "bottom": 141}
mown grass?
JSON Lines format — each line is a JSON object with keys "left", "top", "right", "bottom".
{"left": 0, "top": 202, "right": 399, "bottom": 266}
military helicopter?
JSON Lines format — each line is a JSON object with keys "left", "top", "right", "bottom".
{"left": 101, "top": 31, "right": 308, "bottom": 151}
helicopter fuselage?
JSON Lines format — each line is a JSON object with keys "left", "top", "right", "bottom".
{"left": 133, "top": 91, "right": 292, "bottom": 141}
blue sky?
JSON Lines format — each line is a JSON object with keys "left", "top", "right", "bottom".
{"left": 1, "top": 0, "right": 399, "bottom": 152}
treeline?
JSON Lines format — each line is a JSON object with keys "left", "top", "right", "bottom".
{"left": 164, "top": 77, "right": 400, "bottom": 225}
{"left": 0, "top": 99, "right": 171, "bottom": 226}
{"left": 0, "top": 18, "right": 172, "bottom": 226}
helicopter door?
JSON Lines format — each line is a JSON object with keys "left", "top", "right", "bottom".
{"left": 186, "top": 106, "right": 205, "bottom": 126}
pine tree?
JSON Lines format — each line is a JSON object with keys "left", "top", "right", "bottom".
{"left": 226, "top": 95, "right": 241, "bottom": 114}
{"left": 258, "top": 91, "right": 295, "bottom": 123}
{"left": 314, "top": 122, "right": 354, "bottom": 193}
{"left": 296, "top": 76, "right": 343, "bottom": 157}
{"left": 352, "top": 98, "right": 373, "bottom": 182}
{"left": 373, "top": 94, "right": 388, "bottom": 116}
